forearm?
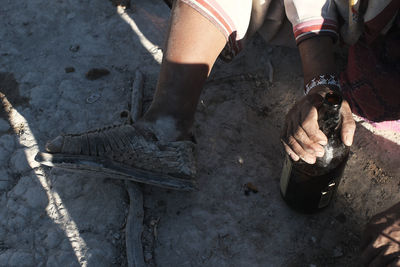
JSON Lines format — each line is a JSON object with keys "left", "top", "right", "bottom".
{"left": 298, "top": 36, "right": 336, "bottom": 85}
{"left": 281, "top": 35, "right": 355, "bottom": 163}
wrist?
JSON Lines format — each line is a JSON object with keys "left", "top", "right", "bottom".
{"left": 299, "top": 37, "right": 336, "bottom": 84}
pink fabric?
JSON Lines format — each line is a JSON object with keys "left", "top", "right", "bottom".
{"left": 370, "top": 120, "right": 400, "bottom": 133}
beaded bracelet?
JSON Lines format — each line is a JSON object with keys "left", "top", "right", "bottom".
{"left": 304, "top": 74, "right": 341, "bottom": 95}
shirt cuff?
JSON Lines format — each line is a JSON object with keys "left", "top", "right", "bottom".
{"left": 293, "top": 18, "right": 338, "bottom": 45}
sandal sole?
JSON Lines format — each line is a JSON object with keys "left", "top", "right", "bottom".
{"left": 35, "top": 152, "right": 197, "bottom": 191}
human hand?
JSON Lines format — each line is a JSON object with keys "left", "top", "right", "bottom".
{"left": 281, "top": 85, "right": 355, "bottom": 164}
{"left": 361, "top": 202, "right": 400, "bottom": 266}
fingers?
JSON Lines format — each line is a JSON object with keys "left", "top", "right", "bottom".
{"left": 281, "top": 139, "right": 300, "bottom": 162}
{"left": 294, "top": 126, "right": 325, "bottom": 157}
{"left": 361, "top": 242, "right": 387, "bottom": 266}
{"left": 281, "top": 122, "right": 299, "bottom": 161}
{"left": 284, "top": 119, "right": 317, "bottom": 164}
{"left": 361, "top": 203, "right": 400, "bottom": 266}
{"left": 282, "top": 132, "right": 319, "bottom": 164}
{"left": 282, "top": 102, "right": 327, "bottom": 164}
{"left": 284, "top": 120, "right": 314, "bottom": 162}
{"left": 289, "top": 135, "right": 316, "bottom": 164}
{"left": 340, "top": 100, "right": 356, "bottom": 146}
{"left": 301, "top": 107, "right": 328, "bottom": 146}
{"left": 361, "top": 234, "right": 400, "bottom": 267}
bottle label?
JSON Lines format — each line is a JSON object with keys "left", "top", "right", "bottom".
{"left": 318, "top": 180, "right": 336, "bottom": 208}
{"left": 280, "top": 155, "right": 292, "bottom": 196}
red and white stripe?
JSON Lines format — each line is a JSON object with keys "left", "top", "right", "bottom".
{"left": 181, "top": 0, "right": 242, "bottom": 54}
{"left": 293, "top": 18, "right": 338, "bottom": 44}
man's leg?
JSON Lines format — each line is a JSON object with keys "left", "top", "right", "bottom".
{"left": 46, "top": 0, "right": 226, "bottom": 153}
{"left": 142, "top": 1, "right": 226, "bottom": 141}
{"left": 39, "top": 1, "right": 227, "bottom": 190}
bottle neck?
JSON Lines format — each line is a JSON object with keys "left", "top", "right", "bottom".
{"left": 317, "top": 92, "right": 342, "bottom": 137}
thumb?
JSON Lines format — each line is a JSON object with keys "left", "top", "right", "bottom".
{"left": 340, "top": 100, "right": 356, "bottom": 146}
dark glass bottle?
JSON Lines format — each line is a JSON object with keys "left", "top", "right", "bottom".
{"left": 280, "top": 92, "right": 350, "bottom": 214}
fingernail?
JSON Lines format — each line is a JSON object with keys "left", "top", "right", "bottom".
{"left": 344, "top": 134, "right": 352, "bottom": 146}
{"left": 319, "top": 140, "right": 327, "bottom": 146}
{"left": 290, "top": 153, "right": 300, "bottom": 161}
{"left": 316, "top": 150, "right": 324, "bottom": 157}
{"left": 302, "top": 156, "right": 315, "bottom": 164}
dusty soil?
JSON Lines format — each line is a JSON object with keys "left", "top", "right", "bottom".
{"left": 0, "top": 0, "right": 399, "bottom": 266}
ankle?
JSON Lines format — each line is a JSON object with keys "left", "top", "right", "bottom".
{"left": 140, "top": 115, "right": 191, "bottom": 142}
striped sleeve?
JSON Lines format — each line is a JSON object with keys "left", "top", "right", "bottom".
{"left": 180, "top": 0, "right": 252, "bottom": 55}
{"left": 284, "top": 0, "right": 339, "bottom": 45}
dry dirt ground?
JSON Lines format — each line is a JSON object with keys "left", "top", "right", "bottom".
{"left": 0, "top": 0, "right": 399, "bottom": 266}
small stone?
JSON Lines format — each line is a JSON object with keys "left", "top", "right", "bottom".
{"left": 69, "top": 44, "right": 80, "bottom": 52}
{"left": 244, "top": 182, "right": 259, "bottom": 195}
{"left": 65, "top": 67, "right": 75, "bottom": 73}
{"left": 85, "top": 68, "right": 110, "bottom": 80}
